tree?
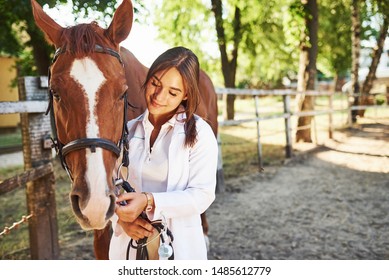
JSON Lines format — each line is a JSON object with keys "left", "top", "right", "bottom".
{"left": 350, "top": 0, "right": 362, "bottom": 122}
{"left": 211, "top": 0, "right": 241, "bottom": 120}
{"left": 348, "top": 0, "right": 389, "bottom": 120}
{"left": 294, "top": 0, "right": 319, "bottom": 142}
{"left": 358, "top": 0, "right": 389, "bottom": 116}
{"left": 0, "top": 0, "right": 143, "bottom": 76}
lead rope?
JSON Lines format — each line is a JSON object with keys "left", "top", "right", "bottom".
{"left": 126, "top": 220, "right": 174, "bottom": 260}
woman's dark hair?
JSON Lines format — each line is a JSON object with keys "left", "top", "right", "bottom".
{"left": 143, "top": 46, "right": 200, "bottom": 148}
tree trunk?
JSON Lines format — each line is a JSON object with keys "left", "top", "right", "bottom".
{"left": 211, "top": 0, "right": 241, "bottom": 120}
{"left": 333, "top": 73, "right": 339, "bottom": 92}
{"left": 295, "top": 0, "right": 318, "bottom": 143}
{"left": 358, "top": 16, "right": 389, "bottom": 116}
{"left": 350, "top": 0, "right": 361, "bottom": 122}
{"left": 30, "top": 39, "right": 52, "bottom": 76}
{"left": 26, "top": 19, "right": 53, "bottom": 76}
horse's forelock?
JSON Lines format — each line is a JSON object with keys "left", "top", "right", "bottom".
{"left": 60, "top": 22, "right": 108, "bottom": 57}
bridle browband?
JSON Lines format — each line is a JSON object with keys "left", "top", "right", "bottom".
{"left": 46, "top": 44, "right": 129, "bottom": 180}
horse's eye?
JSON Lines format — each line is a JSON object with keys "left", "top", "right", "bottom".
{"left": 50, "top": 89, "right": 61, "bottom": 101}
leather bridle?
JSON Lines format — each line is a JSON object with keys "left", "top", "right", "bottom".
{"left": 46, "top": 45, "right": 129, "bottom": 181}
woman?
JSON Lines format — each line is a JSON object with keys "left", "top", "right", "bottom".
{"left": 109, "top": 47, "right": 218, "bottom": 260}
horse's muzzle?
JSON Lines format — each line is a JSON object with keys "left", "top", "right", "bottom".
{"left": 70, "top": 186, "right": 116, "bottom": 230}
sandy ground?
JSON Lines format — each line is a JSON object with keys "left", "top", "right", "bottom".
{"left": 207, "top": 121, "right": 389, "bottom": 260}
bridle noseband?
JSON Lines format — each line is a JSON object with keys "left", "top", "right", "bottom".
{"left": 46, "top": 45, "right": 129, "bottom": 180}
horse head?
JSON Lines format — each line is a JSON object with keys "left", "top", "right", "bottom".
{"left": 31, "top": 0, "right": 136, "bottom": 230}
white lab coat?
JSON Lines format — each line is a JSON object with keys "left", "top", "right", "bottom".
{"left": 109, "top": 110, "right": 218, "bottom": 260}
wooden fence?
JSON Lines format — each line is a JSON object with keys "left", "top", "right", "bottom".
{"left": 0, "top": 76, "right": 59, "bottom": 259}
{"left": 215, "top": 88, "right": 389, "bottom": 169}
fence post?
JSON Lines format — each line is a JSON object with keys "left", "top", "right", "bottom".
{"left": 18, "top": 76, "right": 59, "bottom": 259}
{"left": 216, "top": 133, "right": 225, "bottom": 193}
{"left": 329, "top": 92, "right": 334, "bottom": 139}
{"left": 253, "top": 95, "right": 264, "bottom": 170}
{"left": 283, "top": 95, "right": 293, "bottom": 158}
{"left": 386, "top": 87, "right": 389, "bottom": 105}
{"left": 347, "top": 92, "right": 353, "bottom": 127}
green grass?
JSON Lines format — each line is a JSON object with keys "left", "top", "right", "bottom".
{"left": 219, "top": 123, "right": 286, "bottom": 179}
{"left": 0, "top": 161, "right": 94, "bottom": 260}
{"left": 0, "top": 185, "right": 30, "bottom": 259}
{"left": 0, "top": 165, "right": 24, "bottom": 180}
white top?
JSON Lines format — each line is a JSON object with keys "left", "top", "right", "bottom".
{"left": 142, "top": 114, "right": 173, "bottom": 193}
{"left": 109, "top": 108, "right": 218, "bottom": 260}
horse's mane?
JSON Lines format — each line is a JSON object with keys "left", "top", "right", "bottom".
{"left": 60, "top": 22, "right": 108, "bottom": 57}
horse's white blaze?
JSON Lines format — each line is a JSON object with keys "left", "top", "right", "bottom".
{"left": 70, "top": 58, "right": 109, "bottom": 227}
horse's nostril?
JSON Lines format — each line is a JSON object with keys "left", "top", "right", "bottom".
{"left": 105, "top": 193, "right": 116, "bottom": 220}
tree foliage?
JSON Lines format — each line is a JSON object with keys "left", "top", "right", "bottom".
{"left": 0, "top": 0, "right": 144, "bottom": 76}
{"left": 317, "top": 0, "right": 352, "bottom": 79}
{"left": 152, "top": 1, "right": 219, "bottom": 82}
{"left": 2, "top": 0, "right": 385, "bottom": 108}
{"left": 153, "top": 0, "right": 293, "bottom": 88}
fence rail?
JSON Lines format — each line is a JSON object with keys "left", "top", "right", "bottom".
{"left": 0, "top": 101, "right": 48, "bottom": 114}
{"left": 0, "top": 162, "right": 53, "bottom": 195}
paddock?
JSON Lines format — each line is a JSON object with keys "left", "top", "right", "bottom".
{"left": 0, "top": 77, "right": 388, "bottom": 259}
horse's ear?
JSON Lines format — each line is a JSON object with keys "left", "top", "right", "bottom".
{"left": 107, "top": 0, "right": 133, "bottom": 45}
{"left": 31, "top": 0, "right": 63, "bottom": 46}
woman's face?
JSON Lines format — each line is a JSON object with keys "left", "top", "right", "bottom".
{"left": 145, "top": 67, "right": 187, "bottom": 125}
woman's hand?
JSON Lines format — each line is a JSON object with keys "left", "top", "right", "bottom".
{"left": 115, "top": 192, "right": 147, "bottom": 222}
{"left": 117, "top": 217, "right": 154, "bottom": 241}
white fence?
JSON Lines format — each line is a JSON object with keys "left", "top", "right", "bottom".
{"left": 215, "top": 88, "right": 388, "bottom": 169}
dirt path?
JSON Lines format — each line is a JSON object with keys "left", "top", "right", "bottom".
{"left": 207, "top": 121, "right": 389, "bottom": 260}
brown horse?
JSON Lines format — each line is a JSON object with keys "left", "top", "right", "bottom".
{"left": 31, "top": 0, "right": 218, "bottom": 259}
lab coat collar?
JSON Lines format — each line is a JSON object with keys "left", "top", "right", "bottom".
{"left": 138, "top": 105, "right": 187, "bottom": 128}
